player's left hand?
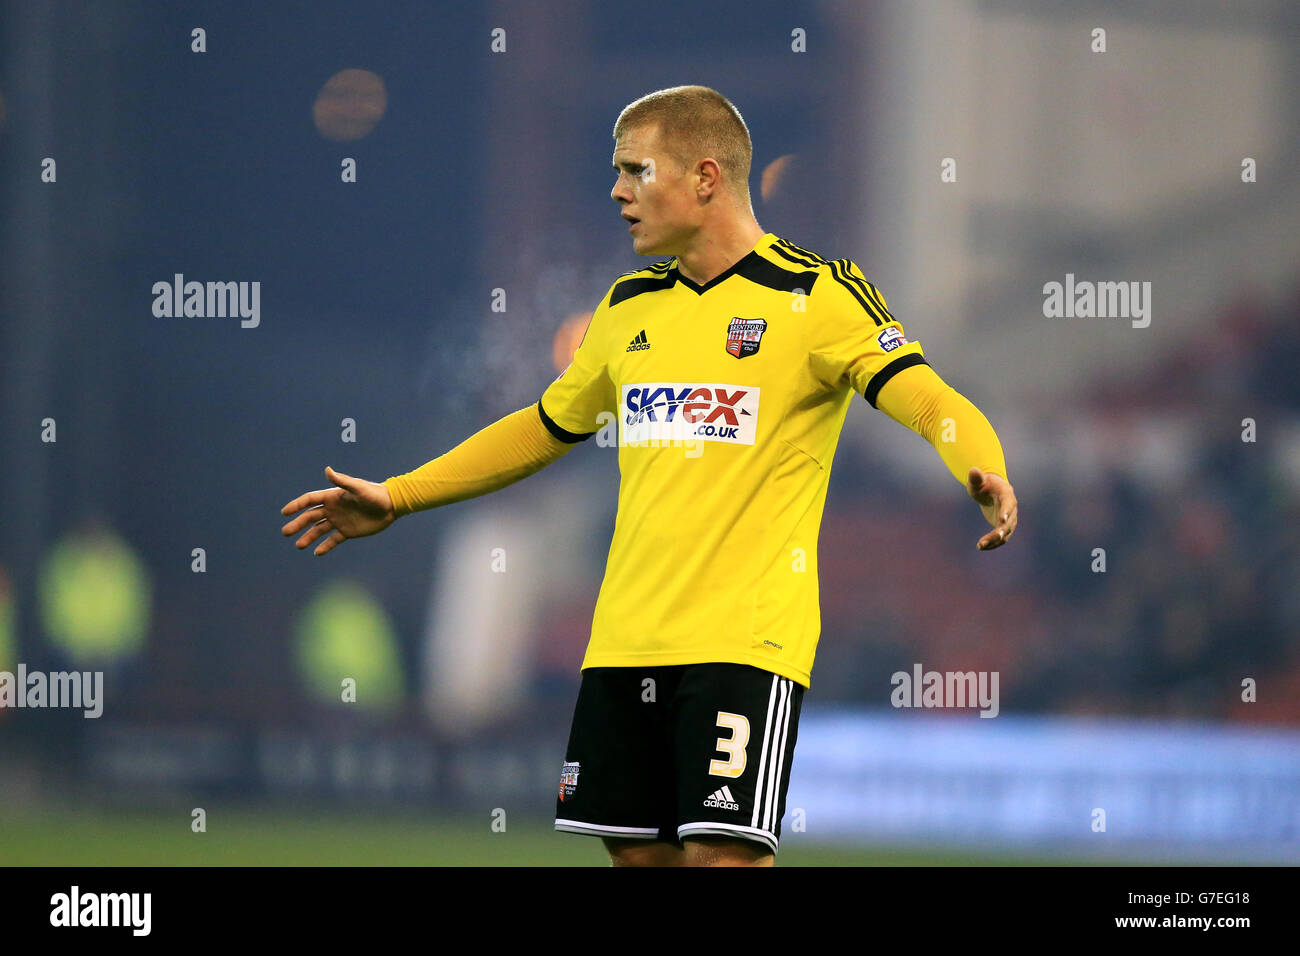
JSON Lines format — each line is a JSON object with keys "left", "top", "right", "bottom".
{"left": 968, "top": 467, "right": 1017, "bottom": 551}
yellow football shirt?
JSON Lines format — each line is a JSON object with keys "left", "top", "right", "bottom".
{"left": 538, "top": 232, "right": 986, "bottom": 688}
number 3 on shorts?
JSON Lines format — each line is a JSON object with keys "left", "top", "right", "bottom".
{"left": 709, "top": 711, "right": 750, "bottom": 777}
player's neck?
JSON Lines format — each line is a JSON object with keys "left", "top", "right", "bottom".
{"left": 674, "top": 220, "right": 767, "bottom": 286}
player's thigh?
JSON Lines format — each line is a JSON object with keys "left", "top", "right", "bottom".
{"left": 681, "top": 834, "right": 774, "bottom": 867}
{"left": 554, "top": 666, "right": 677, "bottom": 845}
{"left": 601, "top": 836, "right": 685, "bottom": 867}
{"left": 671, "top": 663, "right": 804, "bottom": 857}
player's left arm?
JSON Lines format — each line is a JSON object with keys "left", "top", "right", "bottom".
{"left": 874, "top": 364, "right": 1018, "bottom": 551}
{"left": 808, "top": 257, "right": 1017, "bottom": 551}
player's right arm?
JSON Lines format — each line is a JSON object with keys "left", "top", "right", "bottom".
{"left": 381, "top": 401, "right": 581, "bottom": 516}
{"left": 281, "top": 288, "right": 617, "bottom": 556}
{"left": 381, "top": 284, "right": 619, "bottom": 518}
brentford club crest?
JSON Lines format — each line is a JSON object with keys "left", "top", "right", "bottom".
{"left": 559, "top": 761, "right": 580, "bottom": 802}
{"left": 725, "top": 317, "right": 767, "bottom": 359}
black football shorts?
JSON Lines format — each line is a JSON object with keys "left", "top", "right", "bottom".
{"left": 554, "top": 662, "right": 804, "bottom": 854}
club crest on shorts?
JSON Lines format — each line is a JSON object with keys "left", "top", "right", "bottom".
{"left": 725, "top": 317, "right": 767, "bottom": 359}
{"left": 558, "top": 760, "right": 580, "bottom": 802}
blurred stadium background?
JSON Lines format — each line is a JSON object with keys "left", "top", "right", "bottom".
{"left": 1, "top": 0, "right": 1298, "bottom": 865}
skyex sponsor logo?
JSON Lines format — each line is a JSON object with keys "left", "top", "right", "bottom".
{"left": 0, "top": 664, "right": 102, "bottom": 718}
{"left": 50, "top": 886, "right": 151, "bottom": 936}
{"left": 703, "top": 786, "right": 740, "bottom": 811}
{"left": 890, "top": 663, "right": 999, "bottom": 718}
{"left": 620, "top": 383, "right": 759, "bottom": 446}
{"left": 152, "top": 274, "right": 261, "bottom": 328}
{"left": 1042, "top": 273, "right": 1151, "bottom": 328}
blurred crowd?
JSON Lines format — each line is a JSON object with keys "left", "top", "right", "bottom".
{"left": 808, "top": 279, "right": 1300, "bottom": 725}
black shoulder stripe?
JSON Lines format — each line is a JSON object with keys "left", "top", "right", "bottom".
{"left": 768, "top": 242, "right": 821, "bottom": 270}
{"left": 734, "top": 254, "right": 819, "bottom": 294}
{"left": 830, "top": 258, "right": 877, "bottom": 300}
{"left": 776, "top": 237, "right": 827, "bottom": 264}
{"left": 828, "top": 260, "right": 886, "bottom": 326}
{"left": 537, "top": 399, "right": 595, "bottom": 443}
{"left": 854, "top": 274, "right": 895, "bottom": 324}
{"left": 863, "top": 353, "right": 929, "bottom": 409}
{"left": 831, "top": 259, "right": 895, "bottom": 324}
{"left": 778, "top": 241, "right": 896, "bottom": 324}
{"left": 609, "top": 271, "right": 677, "bottom": 307}
{"left": 617, "top": 260, "right": 672, "bottom": 281}
{"left": 769, "top": 239, "right": 821, "bottom": 269}
{"left": 831, "top": 259, "right": 881, "bottom": 313}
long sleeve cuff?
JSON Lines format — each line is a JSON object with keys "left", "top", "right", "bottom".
{"left": 382, "top": 403, "right": 575, "bottom": 517}
{"left": 874, "top": 363, "right": 1008, "bottom": 487}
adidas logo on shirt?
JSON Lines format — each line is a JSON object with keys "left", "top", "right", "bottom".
{"left": 626, "top": 329, "right": 650, "bottom": 352}
{"left": 703, "top": 786, "right": 740, "bottom": 811}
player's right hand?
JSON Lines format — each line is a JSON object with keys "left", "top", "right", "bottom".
{"left": 280, "top": 466, "right": 397, "bottom": 556}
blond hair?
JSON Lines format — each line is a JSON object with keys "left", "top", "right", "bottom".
{"left": 613, "top": 85, "right": 753, "bottom": 200}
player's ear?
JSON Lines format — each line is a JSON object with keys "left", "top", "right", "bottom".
{"left": 695, "top": 158, "right": 722, "bottom": 196}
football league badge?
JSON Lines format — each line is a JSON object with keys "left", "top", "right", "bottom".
{"left": 725, "top": 317, "right": 767, "bottom": 359}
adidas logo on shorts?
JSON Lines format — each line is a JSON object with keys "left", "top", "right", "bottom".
{"left": 703, "top": 786, "right": 740, "bottom": 811}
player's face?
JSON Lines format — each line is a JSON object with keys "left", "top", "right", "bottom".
{"left": 611, "top": 125, "right": 699, "bottom": 256}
